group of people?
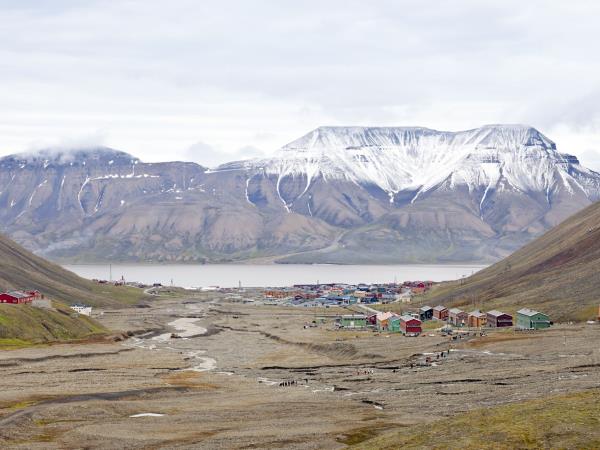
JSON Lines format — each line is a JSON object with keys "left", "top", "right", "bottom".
{"left": 424, "top": 350, "right": 449, "bottom": 364}
{"left": 278, "top": 379, "right": 309, "bottom": 387}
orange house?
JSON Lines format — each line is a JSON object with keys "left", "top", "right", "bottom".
{"left": 468, "top": 310, "right": 487, "bottom": 328}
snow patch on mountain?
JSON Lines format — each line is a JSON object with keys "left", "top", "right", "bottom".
{"left": 219, "top": 124, "right": 600, "bottom": 203}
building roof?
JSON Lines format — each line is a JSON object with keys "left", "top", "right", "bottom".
{"left": 448, "top": 308, "right": 464, "bottom": 314}
{"left": 469, "top": 310, "right": 486, "bottom": 318}
{"left": 517, "top": 308, "right": 545, "bottom": 317}
{"left": 341, "top": 314, "right": 366, "bottom": 319}
{"left": 400, "top": 315, "right": 421, "bottom": 323}
{"left": 420, "top": 305, "right": 433, "bottom": 312}
{"left": 376, "top": 312, "right": 396, "bottom": 321}
{"left": 433, "top": 305, "right": 447, "bottom": 311}
{"left": 487, "top": 310, "right": 510, "bottom": 318}
{"left": 5, "top": 290, "right": 31, "bottom": 299}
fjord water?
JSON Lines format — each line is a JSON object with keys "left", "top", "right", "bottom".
{"left": 63, "top": 264, "right": 487, "bottom": 288}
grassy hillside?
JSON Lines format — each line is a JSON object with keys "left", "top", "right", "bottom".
{"left": 0, "top": 302, "right": 106, "bottom": 349}
{"left": 421, "top": 201, "right": 600, "bottom": 321}
{"left": 354, "top": 389, "right": 600, "bottom": 449}
{"left": 0, "top": 233, "right": 146, "bottom": 308}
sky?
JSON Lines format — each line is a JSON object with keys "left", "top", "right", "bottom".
{"left": 1, "top": 0, "right": 600, "bottom": 169}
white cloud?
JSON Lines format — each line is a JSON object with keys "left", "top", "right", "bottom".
{"left": 0, "top": 0, "right": 599, "bottom": 167}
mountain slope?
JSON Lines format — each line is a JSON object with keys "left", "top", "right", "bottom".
{"left": 0, "top": 232, "right": 144, "bottom": 348}
{"left": 422, "top": 201, "right": 600, "bottom": 321}
{"left": 0, "top": 302, "right": 106, "bottom": 349}
{"left": 0, "top": 233, "right": 145, "bottom": 307}
{"left": 0, "top": 125, "right": 599, "bottom": 263}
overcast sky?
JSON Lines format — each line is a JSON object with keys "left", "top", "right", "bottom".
{"left": 1, "top": 0, "right": 600, "bottom": 169}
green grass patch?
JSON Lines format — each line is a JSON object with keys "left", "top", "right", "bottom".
{"left": 0, "top": 303, "right": 107, "bottom": 345}
{"left": 0, "top": 338, "right": 34, "bottom": 349}
{"left": 356, "top": 389, "right": 600, "bottom": 449}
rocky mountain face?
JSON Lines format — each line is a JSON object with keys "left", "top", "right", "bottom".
{"left": 1, "top": 125, "right": 599, "bottom": 263}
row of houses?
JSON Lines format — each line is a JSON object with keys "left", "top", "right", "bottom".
{"left": 265, "top": 281, "right": 433, "bottom": 307}
{"left": 337, "top": 312, "right": 423, "bottom": 336}
{"left": 419, "top": 305, "right": 551, "bottom": 330}
{"left": 0, "top": 290, "right": 42, "bottom": 304}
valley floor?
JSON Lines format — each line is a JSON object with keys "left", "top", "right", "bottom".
{"left": 0, "top": 293, "right": 599, "bottom": 449}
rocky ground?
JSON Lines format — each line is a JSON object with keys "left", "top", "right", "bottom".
{"left": 0, "top": 293, "right": 599, "bottom": 449}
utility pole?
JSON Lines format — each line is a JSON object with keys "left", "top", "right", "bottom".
{"left": 109, "top": 264, "right": 112, "bottom": 282}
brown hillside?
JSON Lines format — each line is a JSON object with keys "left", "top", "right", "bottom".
{"left": 0, "top": 233, "right": 145, "bottom": 307}
{"left": 423, "top": 201, "right": 600, "bottom": 321}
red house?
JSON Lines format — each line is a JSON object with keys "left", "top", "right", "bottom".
{"left": 433, "top": 305, "right": 449, "bottom": 320}
{"left": 0, "top": 291, "right": 35, "bottom": 304}
{"left": 400, "top": 315, "right": 422, "bottom": 336}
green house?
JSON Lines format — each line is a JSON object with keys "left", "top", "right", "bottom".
{"left": 516, "top": 308, "right": 550, "bottom": 330}
{"left": 339, "top": 314, "right": 367, "bottom": 329}
{"left": 388, "top": 316, "right": 401, "bottom": 332}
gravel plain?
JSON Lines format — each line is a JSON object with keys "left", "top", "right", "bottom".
{"left": 1, "top": 293, "right": 599, "bottom": 449}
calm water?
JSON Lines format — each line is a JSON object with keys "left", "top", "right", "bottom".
{"left": 63, "top": 264, "right": 487, "bottom": 288}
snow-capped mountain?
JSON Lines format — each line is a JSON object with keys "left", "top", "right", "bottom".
{"left": 222, "top": 125, "right": 599, "bottom": 214}
{"left": 0, "top": 125, "right": 598, "bottom": 264}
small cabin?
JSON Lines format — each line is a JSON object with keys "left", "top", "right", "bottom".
{"left": 448, "top": 308, "right": 468, "bottom": 327}
{"left": 516, "top": 308, "right": 550, "bottom": 330}
{"left": 468, "top": 310, "right": 487, "bottom": 328}
{"left": 487, "top": 310, "right": 513, "bottom": 328}
{"left": 376, "top": 312, "right": 396, "bottom": 330}
{"left": 433, "top": 305, "right": 449, "bottom": 321}
{"left": 338, "top": 314, "right": 367, "bottom": 329}
{"left": 419, "top": 306, "right": 434, "bottom": 321}
{"left": 400, "top": 315, "right": 422, "bottom": 336}
{"left": 0, "top": 291, "right": 35, "bottom": 304}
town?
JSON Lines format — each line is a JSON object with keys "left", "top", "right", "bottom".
{"left": 259, "top": 281, "right": 554, "bottom": 335}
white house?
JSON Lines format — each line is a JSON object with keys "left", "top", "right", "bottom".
{"left": 70, "top": 304, "right": 93, "bottom": 316}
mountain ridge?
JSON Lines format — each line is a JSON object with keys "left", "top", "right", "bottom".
{"left": 0, "top": 124, "right": 598, "bottom": 264}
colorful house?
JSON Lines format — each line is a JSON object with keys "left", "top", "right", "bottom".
{"left": 70, "top": 304, "right": 93, "bottom": 316}
{"left": 516, "top": 308, "right": 550, "bottom": 330}
{"left": 419, "top": 306, "right": 434, "bottom": 321}
{"left": 388, "top": 316, "right": 402, "bottom": 332}
{"left": 468, "top": 310, "right": 487, "bottom": 328}
{"left": 0, "top": 291, "right": 35, "bottom": 304}
{"left": 487, "top": 310, "right": 513, "bottom": 328}
{"left": 339, "top": 315, "right": 367, "bottom": 329}
{"left": 376, "top": 312, "right": 396, "bottom": 330}
{"left": 399, "top": 315, "right": 422, "bottom": 336}
{"left": 448, "top": 308, "right": 468, "bottom": 327}
{"left": 432, "top": 305, "right": 449, "bottom": 321}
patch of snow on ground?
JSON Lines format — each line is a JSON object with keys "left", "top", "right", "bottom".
{"left": 130, "top": 413, "right": 164, "bottom": 418}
